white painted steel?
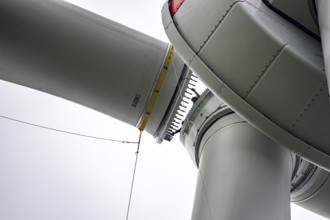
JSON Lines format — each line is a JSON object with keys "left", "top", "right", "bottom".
{"left": 263, "top": 0, "right": 319, "bottom": 36}
{"left": 162, "top": 0, "right": 330, "bottom": 170}
{"left": 180, "top": 90, "right": 230, "bottom": 165}
{"left": 193, "top": 113, "right": 293, "bottom": 220}
{"left": 181, "top": 89, "right": 330, "bottom": 219}
{"left": 0, "top": 0, "right": 187, "bottom": 138}
{"left": 316, "top": 0, "right": 330, "bottom": 97}
{"left": 291, "top": 165, "right": 330, "bottom": 219}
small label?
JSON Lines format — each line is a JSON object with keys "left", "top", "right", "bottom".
{"left": 131, "top": 93, "right": 141, "bottom": 107}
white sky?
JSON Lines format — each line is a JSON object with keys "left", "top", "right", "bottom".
{"left": 0, "top": 0, "right": 328, "bottom": 219}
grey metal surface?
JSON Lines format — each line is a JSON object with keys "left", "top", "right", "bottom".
{"left": 263, "top": 0, "right": 319, "bottom": 37}
{"left": 0, "top": 0, "right": 190, "bottom": 140}
{"left": 0, "top": 0, "right": 162, "bottom": 138}
{"left": 193, "top": 113, "right": 293, "bottom": 220}
{"left": 180, "top": 90, "right": 231, "bottom": 165}
{"left": 170, "top": 0, "right": 239, "bottom": 53}
{"left": 143, "top": 48, "right": 189, "bottom": 140}
{"left": 162, "top": 0, "right": 330, "bottom": 170}
{"left": 291, "top": 164, "right": 330, "bottom": 219}
{"left": 155, "top": 70, "right": 197, "bottom": 142}
{"left": 0, "top": 0, "right": 166, "bottom": 128}
{"left": 316, "top": 0, "right": 330, "bottom": 97}
{"left": 182, "top": 89, "right": 330, "bottom": 219}
{"left": 291, "top": 158, "right": 318, "bottom": 194}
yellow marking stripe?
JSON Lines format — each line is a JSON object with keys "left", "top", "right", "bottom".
{"left": 138, "top": 45, "right": 174, "bottom": 131}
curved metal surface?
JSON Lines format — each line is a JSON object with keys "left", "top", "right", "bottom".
{"left": 162, "top": 0, "right": 330, "bottom": 171}
{"left": 262, "top": 0, "right": 320, "bottom": 40}
{"left": 316, "top": 0, "right": 330, "bottom": 98}
{"left": 0, "top": 0, "right": 189, "bottom": 139}
{"left": 291, "top": 164, "right": 330, "bottom": 219}
{"left": 194, "top": 113, "right": 293, "bottom": 220}
{"left": 0, "top": 0, "right": 167, "bottom": 127}
{"left": 180, "top": 90, "right": 231, "bottom": 166}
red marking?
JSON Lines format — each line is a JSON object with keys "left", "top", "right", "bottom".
{"left": 169, "top": 0, "right": 185, "bottom": 16}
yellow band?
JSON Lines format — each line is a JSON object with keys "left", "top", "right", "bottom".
{"left": 138, "top": 45, "right": 174, "bottom": 131}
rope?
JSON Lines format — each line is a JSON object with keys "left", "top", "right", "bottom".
{"left": 0, "top": 114, "right": 138, "bottom": 144}
{"left": 126, "top": 130, "right": 143, "bottom": 220}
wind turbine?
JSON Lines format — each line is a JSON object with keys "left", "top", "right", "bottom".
{"left": 0, "top": 0, "right": 329, "bottom": 219}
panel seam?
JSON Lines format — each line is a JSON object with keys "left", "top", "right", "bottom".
{"left": 244, "top": 43, "right": 288, "bottom": 100}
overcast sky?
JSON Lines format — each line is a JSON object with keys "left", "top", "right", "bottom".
{"left": 0, "top": 0, "right": 328, "bottom": 219}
